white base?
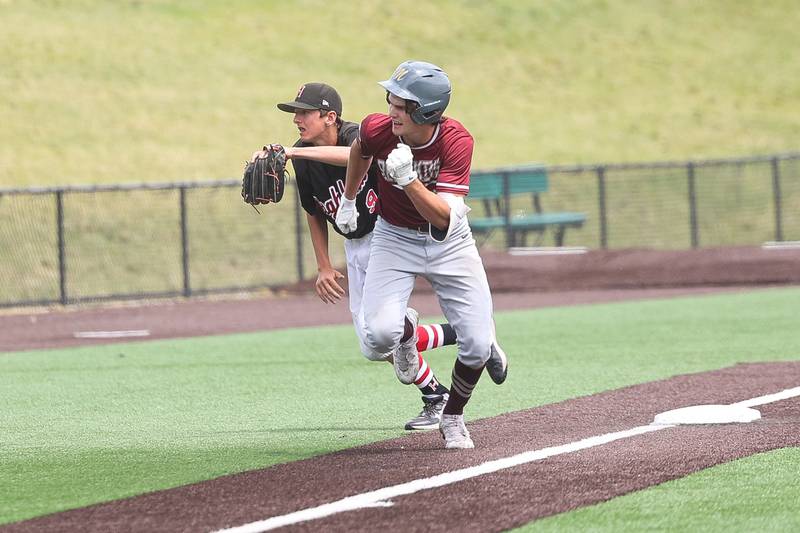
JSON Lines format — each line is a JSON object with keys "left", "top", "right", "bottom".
{"left": 652, "top": 404, "right": 761, "bottom": 425}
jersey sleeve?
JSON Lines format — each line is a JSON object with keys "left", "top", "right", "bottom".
{"left": 435, "top": 130, "right": 473, "bottom": 196}
{"left": 358, "top": 114, "right": 391, "bottom": 158}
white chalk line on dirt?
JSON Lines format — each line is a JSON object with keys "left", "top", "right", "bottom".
{"left": 213, "top": 385, "right": 800, "bottom": 533}
{"left": 73, "top": 330, "right": 150, "bottom": 339}
{"left": 732, "top": 386, "right": 800, "bottom": 408}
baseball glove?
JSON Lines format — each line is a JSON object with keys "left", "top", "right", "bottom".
{"left": 241, "top": 144, "right": 287, "bottom": 210}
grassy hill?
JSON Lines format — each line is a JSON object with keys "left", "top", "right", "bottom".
{"left": 1, "top": 0, "right": 798, "bottom": 187}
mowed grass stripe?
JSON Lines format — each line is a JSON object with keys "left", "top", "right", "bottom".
{"left": 1, "top": 287, "right": 799, "bottom": 525}
{"left": 2, "top": 0, "right": 799, "bottom": 187}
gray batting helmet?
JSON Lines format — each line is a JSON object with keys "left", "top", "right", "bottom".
{"left": 379, "top": 61, "right": 451, "bottom": 125}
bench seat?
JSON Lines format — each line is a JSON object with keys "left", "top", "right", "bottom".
{"left": 470, "top": 212, "right": 587, "bottom": 232}
{"left": 467, "top": 167, "right": 587, "bottom": 247}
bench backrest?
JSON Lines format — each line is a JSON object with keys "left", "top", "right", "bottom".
{"left": 468, "top": 166, "right": 548, "bottom": 199}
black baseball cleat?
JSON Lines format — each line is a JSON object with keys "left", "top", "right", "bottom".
{"left": 404, "top": 393, "right": 449, "bottom": 430}
{"left": 485, "top": 342, "right": 508, "bottom": 384}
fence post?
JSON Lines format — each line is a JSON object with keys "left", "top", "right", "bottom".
{"left": 596, "top": 166, "right": 608, "bottom": 249}
{"left": 502, "top": 171, "right": 512, "bottom": 248}
{"left": 179, "top": 186, "right": 191, "bottom": 297}
{"left": 687, "top": 162, "right": 699, "bottom": 248}
{"left": 294, "top": 183, "right": 304, "bottom": 281}
{"left": 771, "top": 157, "right": 784, "bottom": 242}
{"left": 56, "top": 190, "right": 67, "bottom": 304}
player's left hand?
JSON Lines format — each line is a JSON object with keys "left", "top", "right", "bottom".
{"left": 315, "top": 267, "right": 345, "bottom": 304}
{"left": 386, "top": 143, "right": 417, "bottom": 187}
{"left": 242, "top": 144, "right": 287, "bottom": 207}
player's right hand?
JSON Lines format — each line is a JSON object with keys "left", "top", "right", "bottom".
{"left": 251, "top": 145, "right": 293, "bottom": 162}
{"left": 386, "top": 143, "right": 417, "bottom": 187}
{"left": 335, "top": 195, "right": 359, "bottom": 233}
{"left": 315, "top": 267, "right": 345, "bottom": 304}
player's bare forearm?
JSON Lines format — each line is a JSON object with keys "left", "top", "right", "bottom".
{"left": 343, "top": 138, "right": 372, "bottom": 200}
{"left": 306, "top": 212, "right": 333, "bottom": 269}
{"left": 306, "top": 212, "right": 345, "bottom": 303}
{"left": 404, "top": 180, "right": 451, "bottom": 230}
{"left": 287, "top": 146, "right": 350, "bottom": 167}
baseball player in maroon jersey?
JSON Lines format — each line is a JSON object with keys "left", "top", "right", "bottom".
{"left": 257, "top": 82, "right": 459, "bottom": 430}
{"left": 335, "top": 62, "right": 508, "bottom": 449}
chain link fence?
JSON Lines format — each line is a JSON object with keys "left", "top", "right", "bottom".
{"left": 1, "top": 152, "right": 798, "bottom": 307}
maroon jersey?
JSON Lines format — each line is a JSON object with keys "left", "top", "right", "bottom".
{"left": 358, "top": 113, "right": 473, "bottom": 228}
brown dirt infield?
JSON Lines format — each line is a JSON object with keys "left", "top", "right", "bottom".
{"left": 2, "top": 362, "right": 798, "bottom": 532}
{"left": 2, "top": 246, "right": 798, "bottom": 353}
{"left": 1, "top": 246, "right": 798, "bottom": 531}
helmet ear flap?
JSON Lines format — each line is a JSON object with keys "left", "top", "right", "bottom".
{"left": 410, "top": 95, "right": 450, "bottom": 124}
{"left": 406, "top": 100, "right": 426, "bottom": 124}
{"left": 386, "top": 92, "right": 435, "bottom": 125}
{"left": 410, "top": 108, "right": 434, "bottom": 125}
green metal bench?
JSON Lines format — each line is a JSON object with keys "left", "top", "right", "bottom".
{"left": 468, "top": 166, "right": 587, "bottom": 247}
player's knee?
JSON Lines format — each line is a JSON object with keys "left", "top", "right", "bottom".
{"left": 458, "top": 334, "right": 493, "bottom": 367}
{"left": 364, "top": 312, "right": 403, "bottom": 354}
{"left": 364, "top": 327, "right": 396, "bottom": 354}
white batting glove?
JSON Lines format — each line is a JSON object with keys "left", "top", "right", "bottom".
{"left": 335, "top": 195, "right": 359, "bottom": 233}
{"left": 385, "top": 143, "right": 417, "bottom": 187}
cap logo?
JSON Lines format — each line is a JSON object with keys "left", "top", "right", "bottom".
{"left": 393, "top": 67, "right": 409, "bottom": 81}
{"left": 322, "top": 99, "right": 329, "bottom": 106}
{"left": 296, "top": 85, "right": 306, "bottom": 99}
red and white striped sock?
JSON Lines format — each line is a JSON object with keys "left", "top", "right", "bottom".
{"left": 414, "top": 353, "right": 433, "bottom": 388}
{"left": 416, "top": 324, "right": 444, "bottom": 352}
{"left": 414, "top": 353, "right": 448, "bottom": 396}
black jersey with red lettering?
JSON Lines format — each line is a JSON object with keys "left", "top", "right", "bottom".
{"left": 358, "top": 113, "right": 473, "bottom": 228}
{"left": 292, "top": 121, "right": 379, "bottom": 240}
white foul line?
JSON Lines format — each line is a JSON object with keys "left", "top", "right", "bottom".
{"left": 73, "top": 330, "right": 150, "bottom": 339}
{"left": 213, "top": 385, "right": 800, "bottom": 533}
{"left": 731, "top": 386, "right": 800, "bottom": 408}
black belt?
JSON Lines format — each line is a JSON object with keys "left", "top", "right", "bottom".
{"left": 407, "top": 223, "right": 430, "bottom": 232}
{"left": 399, "top": 222, "right": 448, "bottom": 241}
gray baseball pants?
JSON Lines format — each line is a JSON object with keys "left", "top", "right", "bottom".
{"left": 361, "top": 216, "right": 495, "bottom": 369}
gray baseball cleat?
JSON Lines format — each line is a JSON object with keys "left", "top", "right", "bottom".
{"left": 393, "top": 308, "right": 420, "bottom": 384}
{"left": 404, "top": 393, "right": 449, "bottom": 431}
{"left": 485, "top": 341, "right": 508, "bottom": 384}
{"left": 439, "top": 413, "right": 474, "bottom": 449}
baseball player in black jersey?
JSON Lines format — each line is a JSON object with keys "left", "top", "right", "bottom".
{"left": 259, "top": 83, "right": 457, "bottom": 430}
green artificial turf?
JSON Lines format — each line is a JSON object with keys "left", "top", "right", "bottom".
{"left": 1, "top": 287, "right": 799, "bottom": 525}
{"left": 522, "top": 447, "right": 800, "bottom": 533}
